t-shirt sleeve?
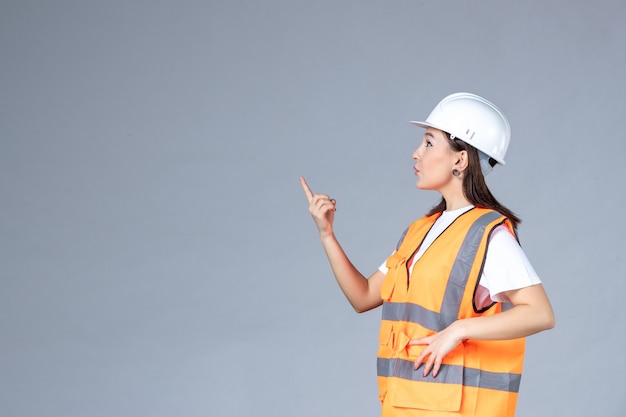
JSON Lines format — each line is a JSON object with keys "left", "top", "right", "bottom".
{"left": 480, "top": 225, "right": 542, "bottom": 303}
{"left": 378, "top": 252, "right": 393, "bottom": 275}
{"left": 379, "top": 227, "right": 410, "bottom": 275}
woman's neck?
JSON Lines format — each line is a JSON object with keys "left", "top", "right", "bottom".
{"left": 441, "top": 189, "right": 471, "bottom": 212}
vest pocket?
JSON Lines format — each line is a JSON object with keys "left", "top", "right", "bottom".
{"left": 381, "top": 254, "right": 406, "bottom": 301}
{"left": 387, "top": 343, "right": 465, "bottom": 412}
{"left": 380, "top": 276, "right": 395, "bottom": 301}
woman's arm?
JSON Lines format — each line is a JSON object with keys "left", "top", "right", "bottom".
{"left": 319, "top": 231, "right": 385, "bottom": 313}
{"left": 456, "top": 283, "right": 555, "bottom": 340}
{"left": 410, "top": 283, "right": 555, "bottom": 377}
{"left": 300, "top": 176, "right": 384, "bottom": 313}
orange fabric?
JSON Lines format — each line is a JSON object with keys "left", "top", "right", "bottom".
{"left": 377, "top": 208, "right": 525, "bottom": 416}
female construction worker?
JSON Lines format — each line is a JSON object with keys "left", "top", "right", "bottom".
{"left": 300, "top": 92, "right": 555, "bottom": 417}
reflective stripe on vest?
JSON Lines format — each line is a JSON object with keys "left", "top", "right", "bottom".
{"left": 377, "top": 358, "right": 521, "bottom": 393}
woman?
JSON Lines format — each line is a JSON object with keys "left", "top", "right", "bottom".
{"left": 300, "top": 92, "right": 555, "bottom": 417}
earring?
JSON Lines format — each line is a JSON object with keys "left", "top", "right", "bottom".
{"left": 452, "top": 167, "right": 461, "bottom": 177}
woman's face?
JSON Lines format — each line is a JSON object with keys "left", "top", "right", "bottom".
{"left": 412, "top": 127, "right": 461, "bottom": 191}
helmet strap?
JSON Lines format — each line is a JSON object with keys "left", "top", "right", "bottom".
{"left": 478, "top": 150, "right": 494, "bottom": 176}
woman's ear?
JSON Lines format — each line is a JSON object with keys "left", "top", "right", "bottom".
{"left": 455, "top": 150, "right": 469, "bottom": 171}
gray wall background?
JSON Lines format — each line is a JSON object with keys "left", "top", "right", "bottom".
{"left": 2, "top": 1, "right": 625, "bottom": 416}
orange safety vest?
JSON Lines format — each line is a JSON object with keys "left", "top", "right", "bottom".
{"left": 377, "top": 208, "right": 525, "bottom": 417}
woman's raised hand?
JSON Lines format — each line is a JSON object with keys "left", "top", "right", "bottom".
{"left": 300, "top": 176, "right": 337, "bottom": 238}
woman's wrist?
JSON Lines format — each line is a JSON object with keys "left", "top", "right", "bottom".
{"left": 319, "top": 231, "right": 336, "bottom": 244}
{"left": 451, "top": 319, "right": 469, "bottom": 341}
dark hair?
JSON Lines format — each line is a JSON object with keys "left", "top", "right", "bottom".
{"left": 426, "top": 133, "right": 521, "bottom": 229}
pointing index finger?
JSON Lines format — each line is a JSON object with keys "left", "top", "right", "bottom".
{"left": 299, "top": 176, "right": 314, "bottom": 203}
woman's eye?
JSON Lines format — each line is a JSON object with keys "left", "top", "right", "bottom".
{"left": 425, "top": 141, "right": 432, "bottom": 147}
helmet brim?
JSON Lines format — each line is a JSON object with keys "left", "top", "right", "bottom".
{"left": 409, "top": 120, "right": 506, "bottom": 165}
{"left": 410, "top": 120, "right": 441, "bottom": 131}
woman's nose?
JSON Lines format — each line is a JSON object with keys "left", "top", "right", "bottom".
{"left": 412, "top": 146, "right": 421, "bottom": 160}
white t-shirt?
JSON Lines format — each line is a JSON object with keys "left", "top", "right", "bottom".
{"left": 378, "top": 206, "right": 541, "bottom": 310}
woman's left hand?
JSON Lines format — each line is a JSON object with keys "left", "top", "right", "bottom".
{"left": 408, "top": 322, "right": 464, "bottom": 378}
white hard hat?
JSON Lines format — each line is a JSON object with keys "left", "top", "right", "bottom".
{"left": 411, "top": 92, "right": 511, "bottom": 165}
